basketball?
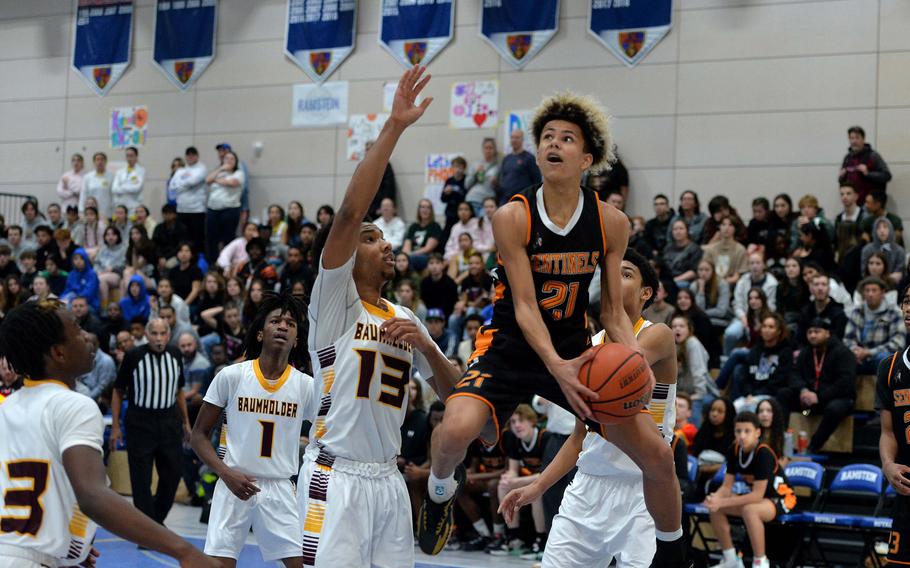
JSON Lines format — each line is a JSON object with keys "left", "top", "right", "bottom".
{"left": 579, "top": 343, "right": 652, "bottom": 425}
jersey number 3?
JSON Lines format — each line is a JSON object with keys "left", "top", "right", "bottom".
{"left": 355, "top": 349, "right": 411, "bottom": 408}
{"left": 1, "top": 460, "right": 49, "bottom": 536}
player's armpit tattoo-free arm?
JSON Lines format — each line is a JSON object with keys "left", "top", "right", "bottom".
{"left": 321, "top": 66, "right": 432, "bottom": 270}
{"left": 422, "top": 344, "right": 461, "bottom": 400}
{"left": 639, "top": 324, "right": 678, "bottom": 384}
{"left": 531, "top": 419, "right": 586, "bottom": 493}
{"left": 494, "top": 204, "right": 560, "bottom": 368}
{"left": 62, "top": 445, "right": 207, "bottom": 564}
{"left": 190, "top": 402, "right": 229, "bottom": 476}
{"left": 598, "top": 204, "right": 638, "bottom": 350}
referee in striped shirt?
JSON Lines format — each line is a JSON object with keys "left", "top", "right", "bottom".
{"left": 110, "top": 318, "right": 191, "bottom": 524}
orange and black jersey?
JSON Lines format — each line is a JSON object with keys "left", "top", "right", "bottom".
{"left": 469, "top": 438, "right": 507, "bottom": 473}
{"left": 725, "top": 442, "right": 793, "bottom": 509}
{"left": 476, "top": 185, "right": 606, "bottom": 367}
{"left": 502, "top": 427, "right": 550, "bottom": 476}
{"left": 877, "top": 348, "right": 910, "bottom": 468}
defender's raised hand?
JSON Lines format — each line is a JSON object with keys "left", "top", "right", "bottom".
{"left": 389, "top": 65, "right": 433, "bottom": 128}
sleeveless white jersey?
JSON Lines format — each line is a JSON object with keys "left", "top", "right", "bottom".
{"left": 577, "top": 319, "right": 676, "bottom": 478}
{"left": 307, "top": 254, "right": 441, "bottom": 463}
{"left": 204, "top": 360, "right": 315, "bottom": 479}
{"left": 0, "top": 381, "right": 103, "bottom": 564}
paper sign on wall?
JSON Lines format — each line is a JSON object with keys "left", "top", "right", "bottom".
{"left": 110, "top": 106, "right": 148, "bottom": 149}
{"left": 450, "top": 80, "right": 499, "bottom": 129}
{"left": 425, "top": 153, "right": 463, "bottom": 216}
{"left": 347, "top": 113, "right": 389, "bottom": 161}
{"left": 291, "top": 81, "right": 349, "bottom": 127}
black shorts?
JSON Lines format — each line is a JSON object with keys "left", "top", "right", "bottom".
{"left": 888, "top": 497, "right": 910, "bottom": 563}
{"left": 447, "top": 349, "right": 577, "bottom": 445}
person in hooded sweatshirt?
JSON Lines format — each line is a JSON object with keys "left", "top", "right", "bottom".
{"left": 61, "top": 248, "right": 100, "bottom": 312}
{"left": 838, "top": 125, "right": 891, "bottom": 204}
{"left": 861, "top": 217, "right": 906, "bottom": 287}
{"left": 119, "top": 274, "right": 151, "bottom": 325}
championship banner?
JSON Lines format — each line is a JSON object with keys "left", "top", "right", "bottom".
{"left": 285, "top": 0, "right": 356, "bottom": 84}
{"left": 153, "top": 0, "right": 217, "bottom": 91}
{"left": 588, "top": 0, "right": 672, "bottom": 67}
{"left": 72, "top": 0, "right": 133, "bottom": 96}
{"left": 480, "top": 0, "right": 559, "bottom": 70}
{"left": 379, "top": 0, "right": 454, "bottom": 69}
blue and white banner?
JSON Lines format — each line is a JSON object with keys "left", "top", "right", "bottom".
{"left": 480, "top": 0, "right": 559, "bottom": 70}
{"left": 286, "top": 0, "right": 356, "bottom": 84}
{"left": 153, "top": 0, "right": 217, "bottom": 91}
{"left": 588, "top": 0, "right": 672, "bottom": 67}
{"left": 379, "top": 0, "right": 454, "bottom": 69}
{"left": 72, "top": 0, "right": 133, "bottom": 96}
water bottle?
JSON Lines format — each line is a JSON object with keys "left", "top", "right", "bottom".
{"left": 784, "top": 429, "right": 794, "bottom": 458}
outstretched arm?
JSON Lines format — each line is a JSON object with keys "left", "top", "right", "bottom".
{"left": 63, "top": 446, "right": 217, "bottom": 567}
{"left": 322, "top": 66, "right": 432, "bottom": 270}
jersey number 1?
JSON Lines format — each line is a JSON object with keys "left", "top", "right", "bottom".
{"left": 1, "top": 460, "right": 49, "bottom": 536}
{"left": 355, "top": 349, "right": 411, "bottom": 408}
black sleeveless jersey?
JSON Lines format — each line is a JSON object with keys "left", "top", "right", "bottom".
{"left": 481, "top": 185, "right": 606, "bottom": 367}
{"left": 877, "top": 347, "right": 910, "bottom": 468}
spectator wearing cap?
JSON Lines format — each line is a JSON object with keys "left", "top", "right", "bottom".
{"left": 843, "top": 276, "right": 906, "bottom": 374}
{"left": 57, "top": 153, "right": 85, "bottom": 210}
{"left": 236, "top": 238, "right": 277, "bottom": 290}
{"left": 152, "top": 204, "right": 189, "bottom": 271}
{"left": 111, "top": 146, "right": 145, "bottom": 212}
{"left": 205, "top": 148, "right": 245, "bottom": 264}
{"left": 79, "top": 152, "right": 114, "bottom": 219}
{"left": 784, "top": 317, "right": 855, "bottom": 453}
{"left": 425, "top": 308, "right": 457, "bottom": 358}
{"left": 838, "top": 125, "right": 891, "bottom": 204}
{"left": 217, "top": 143, "right": 250, "bottom": 232}
{"left": 168, "top": 147, "right": 208, "bottom": 254}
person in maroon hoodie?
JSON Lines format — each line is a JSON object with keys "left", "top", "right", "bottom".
{"left": 838, "top": 125, "right": 891, "bottom": 204}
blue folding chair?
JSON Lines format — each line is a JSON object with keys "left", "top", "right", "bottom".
{"left": 687, "top": 455, "right": 698, "bottom": 484}
{"left": 795, "top": 464, "right": 885, "bottom": 567}
{"left": 780, "top": 461, "right": 825, "bottom": 568}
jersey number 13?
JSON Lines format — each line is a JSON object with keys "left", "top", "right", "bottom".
{"left": 354, "top": 349, "right": 411, "bottom": 409}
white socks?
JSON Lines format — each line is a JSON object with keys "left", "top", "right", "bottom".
{"left": 722, "top": 548, "right": 738, "bottom": 563}
{"left": 752, "top": 556, "right": 769, "bottom": 568}
{"left": 473, "top": 519, "right": 491, "bottom": 537}
{"left": 655, "top": 527, "right": 684, "bottom": 541}
{"left": 428, "top": 472, "right": 457, "bottom": 504}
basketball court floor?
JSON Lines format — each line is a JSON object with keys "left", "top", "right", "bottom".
{"left": 93, "top": 502, "right": 532, "bottom": 567}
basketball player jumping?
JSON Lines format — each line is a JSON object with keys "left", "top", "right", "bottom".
{"left": 191, "top": 292, "right": 314, "bottom": 567}
{"left": 500, "top": 249, "right": 678, "bottom": 567}
{"left": 0, "top": 300, "right": 218, "bottom": 568}
{"left": 878, "top": 282, "right": 910, "bottom": 565}
{"left": 417, "top": 93, "right": 689, "bottom": 566}
{"left": 297, "top": 65, "right": 461, "bottom": 567}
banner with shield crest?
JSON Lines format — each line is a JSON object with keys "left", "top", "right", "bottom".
{"left": 285, "top": 0, "right": 356, "bottom": 84}
{"left": 480, "top": 0, "right": 558, "bottom": 70}
{"left": 379, "top": 0, "right": 454, "bottom": 69}
{"left": 588, "top": 0, "right": 672, "bottom": 67}
{"left": 72, "top": 0, "right": 133, "bottom": 96}
{"left": 153, "top": 0, "right": 217, "bottom": 91}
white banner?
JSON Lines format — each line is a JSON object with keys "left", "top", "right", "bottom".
{"left": 291, "top": 81, "right": 348, "bottom": 127}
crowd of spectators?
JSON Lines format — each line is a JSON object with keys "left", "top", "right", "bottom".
{"left": 0, "top": 125, "right": 903, "bottom": 562}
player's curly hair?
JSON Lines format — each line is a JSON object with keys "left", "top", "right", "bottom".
{"left": 0, "top": 299, "right": 66, "bottom": 379}
{"left": 532, "top": 92, "right": 615, "bottom": 173}
{"left": 243, "top": 291, "right": 310, "bottom": 373}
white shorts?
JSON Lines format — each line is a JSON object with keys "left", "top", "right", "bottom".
{"left": 0, "top": 543, "right": 56, "bottom": 567}
{"left": 204, "top": 477, "right": 302, "bottom": 562}
{"left": 297, "top": 446, "right": 412, "bottom": 568}
{"left": 542, "top": 472, "right": 655, "bottom": 568}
